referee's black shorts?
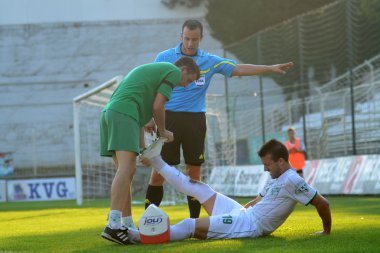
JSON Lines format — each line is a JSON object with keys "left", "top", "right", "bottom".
{"left": 161, "top": 111, "right": 206, "bottom": 166}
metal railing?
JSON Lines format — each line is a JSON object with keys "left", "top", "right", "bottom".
{"left": 206, "top": 79, "right": 380, "bottom": 164}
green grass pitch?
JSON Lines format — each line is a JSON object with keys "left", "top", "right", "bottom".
{"left": 1, "top": 196, "right": 379, "bottom": 253}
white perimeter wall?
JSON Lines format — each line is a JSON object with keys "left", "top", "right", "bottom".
{"left": 0, "top": 0, "right": 206, "bottom": 25}
{"left": 0, "top": 0, "right": 279, "bottom": 170}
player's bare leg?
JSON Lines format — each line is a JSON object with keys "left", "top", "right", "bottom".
{"left": 194, "top": 217, "right": 211, "bottom": 239}
{"left": 149, "top": 169, "right": 165, "bottom": 186}
{"left": 113, "top": 155, "right": 135, "bottom": 228}
{"left": 186, "top": 165, "right": 201, "bottom": 180}
{"left": 111, "top": 151, "right": 135, "bottom": 219}
{"left": 101, "top": 151, "right": 135, "bottom": 245}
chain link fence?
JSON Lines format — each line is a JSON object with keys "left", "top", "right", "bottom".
{"left": 205, "top": 0, "right": 380, "bottom": 167}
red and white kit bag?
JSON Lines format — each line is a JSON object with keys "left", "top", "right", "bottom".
{"left": 138, "top": 204, "right": 170, "bottom": 244}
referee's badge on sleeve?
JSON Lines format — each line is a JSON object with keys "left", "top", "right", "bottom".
{"left": 195, "top": 75, "right": 206, "bottom": 87}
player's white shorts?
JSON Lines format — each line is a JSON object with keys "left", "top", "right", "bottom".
{"left": 207, "top": 193, "right": 262, "bottom": 239}
{"left": 211, "top": 192, "right": 242, "bottom": 216}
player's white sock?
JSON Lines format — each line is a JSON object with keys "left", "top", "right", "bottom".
{"left": 169, "top": 218, "right": 195, "bottom": 241}
{"left": 107, "top": 210, "right": 122, "bottom": 229}
{"left": 127, "top": 228, "right": 141, "bottom": 243}
{"left": 122, "top": 216, "right": 136, "bottom": 229}
{"left": 151, "top": 157, "right": 215, "bottom": 204}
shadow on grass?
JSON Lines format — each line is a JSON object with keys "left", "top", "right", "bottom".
{"left": 324, "top": 196, "right": 380, "bottom": 215}
{"left": 0, "top": 199, "right": 111, "bottom": 212}
{"left": 2, "top": 196, "right": 379, "bottom": 213}
{"left": 291, "top": 196, "right": 380, "bottom": 215}
{"left": 1, "top": 224, "right": 380, "bottom": 253}
{"left": 0, "top": 198, "right": 197, "bottom": 212}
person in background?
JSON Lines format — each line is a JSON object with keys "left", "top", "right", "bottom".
{"left": 285, "top": 127, "right": 307, "bottom": 177}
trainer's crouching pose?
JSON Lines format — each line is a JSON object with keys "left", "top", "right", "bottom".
{"left": 126, "top": 139, "right": 331, "bottom": 243}
{"left": 100, "top": 57, "right": 200, "bottom": 245}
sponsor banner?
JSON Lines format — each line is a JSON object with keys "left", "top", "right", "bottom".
{"left": 208, "top": 166, "right": 239, "bottom": 195}
{"left": 0, "top": 180, "right": 6, "bottom": 202}
{"left": 304, "top": 160, "right": 319, "bottom": 185}
{"left": 234, "top": 165, "right": 269, "bottom": 196}
{"left": 351, "top": 155, "right": 380, "bottom": 194}
{"left": 7, "top": 177, "right": 76, "bottom": 202}
{"left": 342, "top": 156, "right": 364, "bottom": 194}
{"left": 311, "top": 157, "right": 355, "bottom": 194}
{"left": 209, "top": 165, "right": 268, "bottom": 196}
{"left": 209, "top": 155, "right": 380, "bottom": 196}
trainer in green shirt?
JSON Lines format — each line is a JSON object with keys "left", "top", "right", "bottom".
{"left": 100, "top": 56, "right": 200, "bottom": 244}
{"left": 104, "top": 62, "right": 180, "bottom": 127}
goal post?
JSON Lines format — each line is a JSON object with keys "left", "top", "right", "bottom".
{"left": 73, "top": 76, "right": 123, "bottom": 206}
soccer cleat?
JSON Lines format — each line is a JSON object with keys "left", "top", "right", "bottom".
{"left": 140, "top": 137, "right": 167, "bottom": 159}
{"left": 101, "top": 225, "right": 131, "bottom": 245}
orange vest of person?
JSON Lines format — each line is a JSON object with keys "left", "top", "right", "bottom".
{"left": 285, "top": 138, "right": 305, "bottom": 171}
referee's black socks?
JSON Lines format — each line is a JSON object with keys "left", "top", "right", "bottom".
{"left": 145, "top": 185, "right": 201, "bottom": 218}
{"left": 145, "top": 185, "right": 164, "bottom": 209}
{"left": 187, "top": 195, "right": 201, "bottom": 218}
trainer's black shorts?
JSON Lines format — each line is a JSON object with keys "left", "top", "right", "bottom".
{"left": 161, "top": 111, "right": 206, "bottom": 166}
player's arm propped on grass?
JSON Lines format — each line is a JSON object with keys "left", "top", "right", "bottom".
{"left": 310, "top": 193, "right": 331, "bottom": 235}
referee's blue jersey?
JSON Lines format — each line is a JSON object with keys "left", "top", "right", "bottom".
{"left": 155, "top": 43, "right": 237, "bottom": 112}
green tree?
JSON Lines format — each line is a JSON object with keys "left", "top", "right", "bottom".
{"left": 205, "top": 0, "right": 335, "bottom": 45}
{"left": 205, "top": 0, "right": 380, "bottom": 100}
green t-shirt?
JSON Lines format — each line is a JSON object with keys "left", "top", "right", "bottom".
{"left": 103, "top": 62, "right": 181, "bottom": 127}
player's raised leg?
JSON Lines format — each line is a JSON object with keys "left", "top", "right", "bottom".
{"left": 141, "top": 160, "right": 214, "bottom": 213}
{"left": 140, "top": 139, "right": 242, "bottom": 215}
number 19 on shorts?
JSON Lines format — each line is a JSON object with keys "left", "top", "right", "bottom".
{"left": 222, "top": 215, "right": 233, "bottom": 224}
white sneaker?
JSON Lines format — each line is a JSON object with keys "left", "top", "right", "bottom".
{"left": 140, "top": 137, "right": 167, "bottom": 159}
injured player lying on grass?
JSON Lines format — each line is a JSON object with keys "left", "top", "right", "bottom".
{"left": 129, "top": 138, "right": 331, "bottom": 244}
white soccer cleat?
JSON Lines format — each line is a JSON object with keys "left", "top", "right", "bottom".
{"left": 140, "top": 137, "right": 167, "bottom": 159}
